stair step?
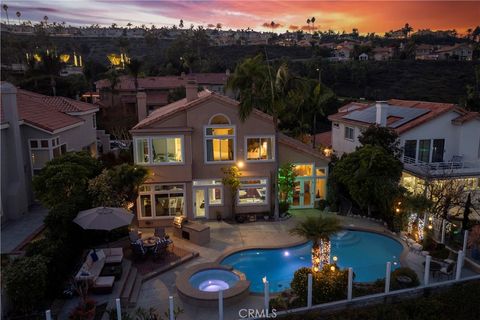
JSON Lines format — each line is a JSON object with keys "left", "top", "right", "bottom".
{"left": 128, "top": 275, "right": 143, "bottom": 307}
{"left": 121, "top": 266, "right": 137, "bottom": 303}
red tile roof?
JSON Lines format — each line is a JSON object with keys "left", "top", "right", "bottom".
{"left": 329, "top": 99, "right": 462, "bottom": 134}
{"left": 314, "top": 131, "right": 332, "bottom": 147}
{"left": 95, "top": 73, "right": 229, "bottom": 91}
{"left": 452, "top": 111, "right": 480, "bottom": 124}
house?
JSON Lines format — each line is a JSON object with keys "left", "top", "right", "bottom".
{"left": 327, "top": 99, "right": 480, "bottom": 205}
{"left": 415, "top": 44, "right": 438, "bottom": 60}
{"left": 358, "top": 53, "right": 369, "bottom": 61}
{"left": 372, "top": 47, "right": 394, "bottom": 61}
{"left": 436, "top": 44, "right": 473, "bottom": 61}
{"left": 0, "top": 82, "right": 98, "bottom": 222}
{"left": 130, "top": 82, "right": 329, "bottom": 227}
{"left": 94, "top": 72, "right": 230, "bottom": 124}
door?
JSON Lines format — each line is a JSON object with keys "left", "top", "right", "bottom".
{"left": 193, "top": 188, "right": 207, "bottom": 218}
{"left": 291, "top": 179, "right": 314, "bottom": 208}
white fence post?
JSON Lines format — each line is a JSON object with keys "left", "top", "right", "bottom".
{"left": 347, "top": 267, "right": 353, "bottom": 301}
{"left": 45, "top": 310, "right": 52, "bottom": 320}
{"left": 424, "top": 255, "right": 431, "bottom": 286}
{"left": 115, "top": 298, "right": 122, "bottom": 320}
{"left": 264, "top": 279, "right": 270, "bottom": 317}
{"left": 455, "top": 250, "right": 463, "bottom": 281}
{"left": 307, "top": 273, "right": 313, "bottom": 308}
{"left": 385, "top": 262, "right": 391, "bottom": 293}
{"left": 441, "top": 219, "right": 446, "bottom": 244}
{"left": 169, "top": 296, "right": 175, "bottom": 320}
{"left": 463, "top": 230, "right": 469, "bottom": 253}
{"left": 218, "top": 290, "right": 224, "bottom": 320}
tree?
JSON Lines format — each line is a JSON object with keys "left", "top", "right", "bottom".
{"left": 179, "top": 19, "right": 184, "bottom": 28}
{"left": 402, "top": 23, "right": 413, "bottom": 39}
{"left": 278, "top": 163, "right": 297, "bottom": 203}
{"left": 3, "top": 4, "right": 9, "bottom": 24}
{"left": 306, "top": 18, "right": 311, "bottom": 33}
{"left": 227, "top": 54, "right": 304, "bottom": 220}
{"left": 39, "top": 51, "right": 63, "bottom": 96}
{"left": 126, "top": 58, "right": 143, "bottom": 118}
{"left": 106, "top": 68, "right": 120, "bottom": 108}
{"left": 332, "top": 145, "right": 403, "bottom": 227}
{"left": 309, "top": 80, "right": 335, "bottom": 148}
{"left": 222, "top": 165, "right": 242, "bottom": 217}
{"left": 311, "top": 17, "right": 316, "bottom": 34}
{"left": 358, "top": 124, "right": 401, "bottom": 157}
{"left": 290, "top": 216, "right": 341, "bottom": 272}
{"left": 16, "top": 11, "right": 20, "bottom": 24}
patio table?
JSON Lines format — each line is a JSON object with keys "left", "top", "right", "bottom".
{"left": 143, "top": 236, "right": 160, "bottom": 249}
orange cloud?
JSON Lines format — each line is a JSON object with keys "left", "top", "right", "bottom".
{"left": 262, "top": 21, "right": 283, "bottom": 29}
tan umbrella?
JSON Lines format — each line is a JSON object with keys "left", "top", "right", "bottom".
{"left": 74, "top": 207, "right": 134, "bottom": 231}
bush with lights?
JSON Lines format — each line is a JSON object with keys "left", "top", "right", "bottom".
{"left": 290, "top": 264, "right": 349, "bottom": 306}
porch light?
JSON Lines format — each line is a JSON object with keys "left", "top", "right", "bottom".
{"left": 237, "top": 161, "right": 244, "bottom": 169}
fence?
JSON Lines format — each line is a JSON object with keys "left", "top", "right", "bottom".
{"left": 44, "top": 247, "right": 480, "bottom": 320}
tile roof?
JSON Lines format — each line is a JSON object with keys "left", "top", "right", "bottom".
{"left": 278, "top": 133, "right": 328, "bottom": 161}
{"left": 452, "top": 111, "right": 480, "bottom": 124}
{"left": 314, "top": 131, "right": 332, "bottom": 147}
{"left": 1, "top": 88, "right": 97, "bottom": 133}
{"left": 329, "top": 99, "right": 461, "bottom": 134}
{"left": 95, "top": 73, "right": 229, "bottom": 91}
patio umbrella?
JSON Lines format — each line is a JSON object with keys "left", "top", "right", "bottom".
{"left": 73, "top": 207, "right": 134, "bottom": 231}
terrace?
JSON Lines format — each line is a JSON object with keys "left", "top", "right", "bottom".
{"left": 402, "top": 156, "right": 480, "bottom": 177}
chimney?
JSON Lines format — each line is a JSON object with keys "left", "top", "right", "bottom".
{"left": 375, "top": 101, "right": 388, "bottom": 127}
{"left": 185, "top": 79, "right": 198, "bottom": 102}
{"left": 225, "top": 69, "right": 230, "bottom": 76}
{"left": 136, "top": 90, "right": 147, "bottom": 122}
{"left": 180, "top": 72, "right": 186, "bottom": 79}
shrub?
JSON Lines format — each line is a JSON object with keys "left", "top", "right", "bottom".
{"left": 390, "top": 267, "right": 420, "bottom": 290}
{"left": 3, "top": 255, "right": 49, "bottom": 314}
{"left": 290, "top": 265, "right": 349, "bottom": 305}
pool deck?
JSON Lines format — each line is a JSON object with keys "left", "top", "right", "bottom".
{"left": 135, "top": 210, "right": 478, "bottom": 320}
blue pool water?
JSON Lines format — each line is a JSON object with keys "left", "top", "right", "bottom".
{"left": 189, "top": 269, "right": 240, "bottom": 292}
{"left": 220, "top": 230, "right": 403, "bottom": 293}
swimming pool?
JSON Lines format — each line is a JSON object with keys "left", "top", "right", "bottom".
{"left": 220, "top": 230, "right": 403, "bottom": 293}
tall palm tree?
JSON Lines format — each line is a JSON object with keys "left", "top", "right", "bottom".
{"left": 16, "top": 11, "right": 21, "bottom": 25}
{"left": 106, "top": 69, "right": 120, "bottom": 109}
{"left": 126, "top": 58, "right": 142, "bottom": 92}
{"left": 306, "top": 18, "right": 310, "bottom": 33}
{"left": 290, "top": 216, "right": 340, "bottom": 272}
{"left": 402, "top": 23, "right": 413, "bottom": 39}
{"left": 3, "top": 4, "right": 9, "bottom": 24}
{"left": 311, "top": 16, "right": 316, "bottom": 34}
{"left": 309, "top": 81, "right": 335, "bottom": 148}
{"left": 227, "top": 54, "right": 304, "bottom": 220}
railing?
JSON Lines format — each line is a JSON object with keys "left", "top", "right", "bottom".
{"left": 402, "top": 156, "right": 480, "bottom": 176}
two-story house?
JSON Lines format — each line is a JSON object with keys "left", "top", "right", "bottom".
{"left": 1, "top": 82, "right": 98, "bottom": 222}
{"left": 327, "top": 99, "right": 480, "bottom": 203}
{"left": 130, "top": 82, "right": 329, "bottom": 227}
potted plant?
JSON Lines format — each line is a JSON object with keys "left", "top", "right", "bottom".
{"left": 69, "top": 281, "right": 96, "bottom": 320}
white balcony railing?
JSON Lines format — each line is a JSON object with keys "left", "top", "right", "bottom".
{"left": 402, "top": 156, "right": 480, "bottom": 176}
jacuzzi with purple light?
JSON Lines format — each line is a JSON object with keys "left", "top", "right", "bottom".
{"left": 189, "top": 269, "right": 240, "bottom": 292}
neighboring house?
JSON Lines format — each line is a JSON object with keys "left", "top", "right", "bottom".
{"left": 328, "top": 99, "right": 480, "bottom": 205}
{"left": 372, "top": 47, "right": 394, "bottom": 61}
{"left": 358, "top": 53, "right": 369, "bottom": 61}
{"left": 94, "top": 72, "right": 230, "bottom": 122}
{"left": 436, "top": 43, "right": 473, "bottom": 61}
{"left": 415, "top": 44, "right": 437, "bottom": 60}
{"left": 0, "top": 82, "right": 98, "bottom": 222}
{"left": 130, "top": 82, "right": 329, "bottom": 227}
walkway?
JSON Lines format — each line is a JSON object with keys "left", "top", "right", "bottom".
{"left": 1, "top": 203, "right": 47, "bottom": 254}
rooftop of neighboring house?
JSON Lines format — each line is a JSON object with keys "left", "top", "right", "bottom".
{"left": 1, "top": 85, "right": 98, "bottom": 133}
{"left": 328, "top": 99, "right": 479, "bottom": 134}
{"left": 435, "top": 43, "right": 472, "bottom": 53}
{"left": 314, "top": 131, "right": 332, "bottom": 147}
{"left": 95, "top": 72, "right": 230, "bottom": 91}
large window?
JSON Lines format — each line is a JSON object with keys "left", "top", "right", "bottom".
{"left": 246, "top": 136, "right": 274, "bottom": 161}
{"left": 205, "top": 126, "right": 235, "bottom": 162}
{"left": 432, "top": 139, "right": 445, "bottom": 163}
{"left": 29, "top": 137, "right": 67, "bottom": 175}
{"left": 238, "top": 178, "right": 268, "bottom": 205}
{"left": 134, "top": 136, "right": 184, "bottom": 165}
{"left": 294, "top": 164, "right": 313, "bottom": 177}
{"left": 404, "top": 140, "right": 417, "bottom": 160}
{"left": 418, "top": 139, "right": 431, "bottom": 163}
{"left": 344, "top": 126, "right": 354, "bottom": 140}
{"left": 138, "top": 184, "right": 185, "bottom": 218}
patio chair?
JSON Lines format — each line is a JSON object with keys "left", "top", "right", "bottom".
{"left": 131, "top": 241, "right": 146, "bottom": 260}
{"left": 439, "top": 262, "right": 455, "bottom": 280}
{"left": 154, "top": 227, "right": 166, "bottom": 238}
{"left": 129, "top": 230, "right": 140, "bottom": 243}
{"left": 152, "top": 241, "right": 168, "bottom": 261}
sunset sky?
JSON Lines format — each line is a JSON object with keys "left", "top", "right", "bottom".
{"left": 2, "top": 1, "right": 479, "bottom": 34}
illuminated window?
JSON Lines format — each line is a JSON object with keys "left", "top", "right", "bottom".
{"left": 315, "top": 178, "right": 327, "bottom": 199}
{"left": 205, "top": 126, "right": 235, "bottom": 162}
{"left": 238, "top": 178, "right": 268, "bottom": 205}
{"left": 138, "top": 184, "right": 185, "bottom": 218}
{"left": 294, "top": 164, "right": 313, "bottom": 177}
{"left": 246, "top": 136, "right": 274, "bottom": 161}
{"left": 135, "top": 138, "right": 149, "bottom": 164}
{"left": 134, "top": 136, "right": 184, "bottom": 165}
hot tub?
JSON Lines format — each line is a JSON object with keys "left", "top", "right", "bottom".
{"left": 189, "top": 269, "right": 240, "bottom": 292}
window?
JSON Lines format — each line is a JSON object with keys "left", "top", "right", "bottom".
{"left": 238, "top": 178, "right": 268, "bottom": 205}
{"left": 418, "top": 139, "right": 431, "bottom": 163}
{"left": 134, "top": 136, "right": 184, "bottom": 165}
{"left": 294, "top": 164, "right": 313, "bottom": 177}
{"left": 209, "top": 188, "right": 222, "bottom": 205}
{"left": 138, "top": 184, "right": 185, "bottom": 218}
{"left": 404, "top": 140, "right": 417, "bottom": 160}
{"left": 246, "top": 136, "right": 274, "bottom": 161}
{"left": 205, "top": 126, "right": 235, "bottom": 162}
{"left": 29, "top": 137, "right": 66, "bottom": 175}
{"left": 344, "top": 127, "right": 354, "bottom": 140}
{"left": 209, "top": 114, "right": 230, "bottom": 125}
{"left": 193, "top": 179, "right": 223, "bottom": 206}
{"left": 315, "top": 178, "right": 327, "bottom": 199}
{"left": 151, "top": 137, "right": 183, "bottom": 163}
{"left": 432, "top": 139, "right": 445, "bottom": 163}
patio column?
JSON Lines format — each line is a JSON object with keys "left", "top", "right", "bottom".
{"left": 441, "top": 219, "right": 446, "bottom": 244}
{"left": 169, "top": 296, "right": 174, "bottom": 320}
{"left": 424, "top": 255, "right": 431, "bottom": 286}
{"left": 385, "top": 262, "right": 391, "bottom": 293}
{"left": 347, "top": 268, "right": 353, "bottom": 301}
{"left": 115, "top": 298, "right": 122, "bottom": 320}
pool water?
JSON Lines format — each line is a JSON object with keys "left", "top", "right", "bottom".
{"left": 220, "top": 230, "right": 403, "bottom": 293}
{"left": 189, "top": 269, "right": 240, "bottom": 292}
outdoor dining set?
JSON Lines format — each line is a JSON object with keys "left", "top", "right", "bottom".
{"left": 129, "top": 227, "right": 174, "bottom": 260}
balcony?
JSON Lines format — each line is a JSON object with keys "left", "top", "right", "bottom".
{"left": 402, "top": 156, "right": 480, "bottom": 177}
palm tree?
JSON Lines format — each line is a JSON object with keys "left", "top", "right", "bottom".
{"left": 310, "top": 81, "right": 335, "bottom": 148}
{"left": 3, "top": 4, "right": 9, "bottom": 24}
{"left": 311, "top": 16, "right": 316, "bottom": 34}
{"left": 126, "top": 58, "right": 142, "bottom": 91}
{"left": 290, "top": 216, "right": 340, "bottom": 272}
{"left": 402, "top": 23, "right": 413, "bottom": 39}
{"left": 43, "top": 15, "right": 49, "bottom": 26}
{"left": 306, "top": 18, "right": 310, "bottom": 33}
{"left": 106, "top": 69, "right": 120, "bottom": 109}
{"left": 179, "top": 19, "right": 184, "bottom": 28}
{"left": 227, "top": 54, "right": 304, "bottom": 220}
{"left": 40, "top": 51, "right": 63, "bottom": 96}
{"left": 16, "top": 11, "right": 21, "bottom": 25}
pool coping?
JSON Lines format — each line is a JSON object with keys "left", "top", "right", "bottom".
{"left": 175, "top": 262, "right": 251, "bottom": 306}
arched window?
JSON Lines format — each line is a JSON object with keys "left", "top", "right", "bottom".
{"left": 209, "top": 114, "right": 230, "bottom": 125}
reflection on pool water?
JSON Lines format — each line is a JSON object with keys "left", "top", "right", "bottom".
{"left": 220, "top": 230, "right": 403, "bottom": 293}
{"left": 189, "top": 269, "right": 240, "bottom": 292}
